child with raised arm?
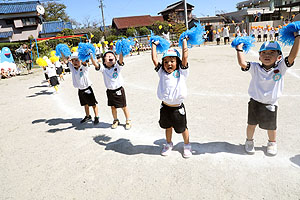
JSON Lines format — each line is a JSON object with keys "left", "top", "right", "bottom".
{"left": 65, "top": 52, "right": 99, "bottom": 125}
{"left": 151, "top": 38, "right": 192, "bottom": 158}
{"left": 235, "top": 34, "right": 300, "bottom": 156}
{"left": 91, "top": 51, "right": 132, "bottom": 130}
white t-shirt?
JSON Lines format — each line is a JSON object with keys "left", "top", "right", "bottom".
{"left": 68, "top": 63, "right": 92, "bottom": 90}
{"left": 156, "top": 63, "right": 189, "bottom": 105}
{"left": 245, "top": 57, "right": 293, "bottom": 105}
{"left": 45, "top": 66, "right": 56, "bottom": 77}
{"left": 223, "top": 27, "right": 229, "bottom": 37}
{"left": 99, "top": 61, "right": 124, "bottom": 90}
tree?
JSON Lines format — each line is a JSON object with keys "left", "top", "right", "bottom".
{"left": 137, "top": 26, "right": 150, "bottom": 36}
{"left": 126, "top": 27, "right": 137, "bottom": 37}
{"left": 42, "top": 2, "right": 70, "bottom": 22}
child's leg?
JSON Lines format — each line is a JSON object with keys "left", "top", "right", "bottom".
{"left": 247, "top": 124, "right": 256, "bottom": 140}
{"left": 166, "top": 127, "right": 173, "bottom": 143}
{"left": 181, "top": 128, "right": 189, "bottom": 144}
{"left": 121, "top": 106, "right": 130, "bottom": 120}
{"left": 111, "top": 106, "right": 117, "bottom": 120}
{"left": 92, "top": 105, "right": 99, "bottom": 117}
{"left": 84, "top": 104, "right": 90, "bottom": 116}
{"left": 267, "top": 130, "right": 276, "bottom": 142}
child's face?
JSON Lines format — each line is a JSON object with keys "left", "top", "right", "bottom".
{"left": 163, "top": 56, "right": 177, "bottom": 73}
{"left": 259, "top": 50, "right": 281, "bottom": 67}
{"left": 71, "top": 58, "right": 82, "bottom": 68}
{"left": 103, "top": 52, "right": 116, "bottom": 68}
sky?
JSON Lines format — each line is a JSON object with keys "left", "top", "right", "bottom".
{"left": 59, "top": 0, "right": 242, "bottom": 26}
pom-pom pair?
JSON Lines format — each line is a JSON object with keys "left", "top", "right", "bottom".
{"left": 279, "top": 21, "right": 300, "bottom": 46}
{"left": 149, "top": 31, "right": 170, "bottom": 53}
{"left": 77, "top": 43, "right": 96, "bottom": 61}
{"left": 179, "top": 22, "right": 205, "bottom": 48}
{"left": 231, "top": 36, "right": 255, "bottom": 53}
{"left": 55, "top": 44, "right": 71, "bottom": 58}
{"left": 115, "top": 38, "right": 134, "bottom": 56}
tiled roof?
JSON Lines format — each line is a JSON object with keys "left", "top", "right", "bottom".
{"left": 236, "top": 0, "right": 269, "bottom": 8}
{"left": 113, "top": 15, "right": 164, "bottom": 29}
{"left": 0, "top": 31, "right": 13, "bottom": 38}
{"left": 0, "top": 1, "right": 40, "bottom": 14}
{"left": 158, "top": 1, "right": 194, "bottom": 14}
{"left": 40, "top": 21, "right": 72, "bottom": 34}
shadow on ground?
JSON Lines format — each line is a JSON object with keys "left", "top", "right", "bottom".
{"left": 26, "top": 89, "right": 53, "bottom": 98}
{"left": 93, "top": 135, "right": 248, "bottom": 156}
{"left": 290, "top": 155, "right": 300, "bottom": 167}
{"left": 32, "top": 118, "right": 111, "bottom": 133}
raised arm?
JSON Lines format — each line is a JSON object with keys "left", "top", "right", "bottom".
{"left": 90, "top": 55, "right": 100, "bottom": 70}
{"left": 236, "top": 44, "right": 247, "bottom": 69}
{"left": 181, "top": 38, "right": 188, "bottom": 67}
{"left": 118, "top": 52, "right": 123, "bottom": 64}
{"left": 151, "top": 41, "right": 159, "bottom": 67}
{"left": 287, "top": 33, "right": 300, "bottom": 65}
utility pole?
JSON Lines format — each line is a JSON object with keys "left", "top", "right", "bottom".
{"left": 183, "top": 0, "right": 188, "bottom": 29}
{"left": 99, "top": 0, "right": 105, "bottom": 31}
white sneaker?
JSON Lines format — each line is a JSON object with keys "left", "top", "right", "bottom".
{"left": 161, "top": 142, "right": 173, "bottom": 156}
{"left": 183, "top": 144, "right": 192, "bottom": 158}
{"left": 267, "top": 141, "right": 277, "bottom": 156}
{"left": 245, "top": 140, "right": 255, "bottom": 154}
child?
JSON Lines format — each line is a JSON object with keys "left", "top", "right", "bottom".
{"left": 91, "top": 51, "right": 131, "bottom": 130}
{"left": 263, "top": 28, "right": 268, "bottom": 41}
{"left": 269, "top": 27, "right": 275, "bottom": 41}
{"left": 235, "top": 35, "right": 300, "bottom": 156}
{"left": 223, "top": 26, "right": 230, "bottom": 45}
{"left": 216, "top": 30, "right": 221, "bottom": 45}
{"left": 257, "top": 28, "right": 262, "bottom": 42}
{"left": 44, "top": 56, "right": 59, "bottom": 93}
{"left": 65, "top": 52, "right": 100, "bottom": 125}
{"left": 274, "top": 27, "right": 279, "bottom": 41}
{"left": 151, "top": 38, "right": 192, "bottom": 158}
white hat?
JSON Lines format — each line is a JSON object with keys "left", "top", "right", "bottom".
{"left": 70, "top": 52, "right": 79, "bottom": 59}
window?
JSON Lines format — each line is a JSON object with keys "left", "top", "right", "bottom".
{"left": 21, "top": 17, "right": 37, "bottom": 26}
{"left": 5, "top": 19, "right": 13, "bottom": 25}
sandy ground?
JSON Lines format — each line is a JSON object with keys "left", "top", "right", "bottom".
{"left": 0, "top": 43, "right": 300, "bottom": 200}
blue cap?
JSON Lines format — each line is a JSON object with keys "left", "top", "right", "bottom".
{"left": 162, "top": 48, "right": 180, "bottom": 59}
{"left": 259, "top": 41, "right": 282, "bottom": 53}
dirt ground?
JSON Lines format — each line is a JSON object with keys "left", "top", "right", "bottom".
{"left": 1, "top": 43, "right": 300, "bottom": 200}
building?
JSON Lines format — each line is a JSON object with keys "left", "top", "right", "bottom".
{"left": 158, "top": 1, "right": 194, "bottom": 23}
{"left": 0, "top": 1, "right": 73, "bottom": 43}
{"left": 40, "top": 21, "right": 72, "bottom": 38}
{"left": 112, "top": 15, "right": 164, "bottom": 34}
{"left": 0, "top": 1, "right": 44, "bottom": 42}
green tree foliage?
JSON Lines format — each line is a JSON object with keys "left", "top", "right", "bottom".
{"left": 137, "top": 26, "right": 150, "bottom": 36}
{"left": 106, "top": 35, "right": 118, "bottom": 43}
{"left": 42, "top": 2, "right": 70, "bottom": 22}
{"left": 150, "top": 21, "right": 169, "bottom": 35}
{"left": 126, "top": 27, "right": 137, "bottom": 37}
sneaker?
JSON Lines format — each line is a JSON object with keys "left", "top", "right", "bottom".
{"left": 245, "top": 140, "right": 255, "bottom": 154}
{"left": 267, "top": 141, "right": 277, "bottom": 156}
{"left": 161, "top": 142, "right": 173, "bottom": 156}
{"left": 94, "top": 116, "right": 99, "bottom": 125}
{"left": 80, "top": 115, "right": 92, "bottom": 123}
{"left": 111, "top": 119, "right": 119, "bottom": 129}
{"left": 125, "top": 120, "right": 132, "bottom": 130}
{"left": 183, "top": 144, "right": 192, "bottom": 158}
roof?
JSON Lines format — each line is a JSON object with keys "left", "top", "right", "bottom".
{"left": 113, "top": 15, "right": 164, "bottom": 29}
{"left": 40, "top": 21, "right": 72, "bottom": 34}
{"left": 236, "top": 0, "right": 269, "bottom": 8}
{"left": 0, "top": 1, "right": 40, "bottom": 14}
{"left": 0, "top": 31, "right": 13, "bottom": 38}
{"left": 158, "top": 1, "right": 194, "bottom": 14}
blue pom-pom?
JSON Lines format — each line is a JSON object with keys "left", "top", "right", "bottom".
{"left": 116, "top": 38, "right": 135, "bottom": 56}
{"left": 149, "top": 32, "right": 170, "bottom": 53}
{"left": 231, "top": 36, "right": 255, "bottom": 53}
{"left": 279, "top": 21, "right": 300, "bottom": 46}
{"left": 77, "top": 43, "right": 96, "bottom": 61}
{"left": 179, "top": 22, "right": 205, "bottom": 48}
{"left": 55, "top": 44, "right": 71, "bottom": 57}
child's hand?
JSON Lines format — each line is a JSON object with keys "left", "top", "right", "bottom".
{"left": 236, "top": 43, "right": 243, "bottom": 50}
{"left": 294, "top": 31, "right": 300, "bottom": 37}
{"left": 152, "top": 40, "right": 159, "bottom": 46}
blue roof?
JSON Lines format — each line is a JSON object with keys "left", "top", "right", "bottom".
{"left": 40, "top": 21, "right": 73, "bottom": 34}
{"left": 0, "top": 31, "right": 13, "bottom": 38}
{"left": 0, "top": 1, "right": 40, "bottom": 14}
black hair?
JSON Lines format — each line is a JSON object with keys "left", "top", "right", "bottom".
{"left": 162, "top": 56, "right": 181, "bottom": 71}
{"left": 102, "top": 51, "right": 117, "bottom": 68}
